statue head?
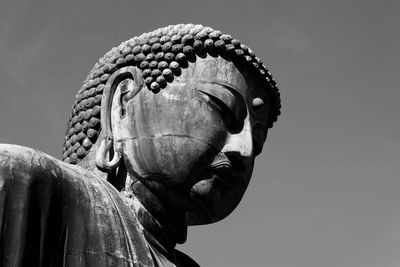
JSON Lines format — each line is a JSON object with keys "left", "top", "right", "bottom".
{"left": 62, "top": 24, "right": 281, "bottom": 225}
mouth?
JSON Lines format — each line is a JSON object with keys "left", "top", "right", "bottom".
{"left": 188, "top": 153, "right": 233, "bottom": 202}
{"left": 208, "top": 152, "right": 233, "bottom": 183}
{"left": 138, "top": 152, "right": 236, "bottom": 216}
{"left": 210, "top": 156, "right": 231, "bottom": 170}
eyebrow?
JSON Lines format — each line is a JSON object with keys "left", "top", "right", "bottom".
{"left": 196, "top": 80, "right": 242, "bottom": 95}
{"left": 196, "top": 80, "right": 246, "bottom": 106}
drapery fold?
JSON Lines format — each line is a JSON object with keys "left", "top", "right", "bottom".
{"left": 0, "top": 145, "right": 154, "bottom": 267}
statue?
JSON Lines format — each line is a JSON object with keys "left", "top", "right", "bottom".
{"left": 0, "top": 24, "right": 281, "bottom": 266}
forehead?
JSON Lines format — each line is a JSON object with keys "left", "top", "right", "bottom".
{"left": 174, "top": 56, "right": 270, "bottom": 121}
{"left": 175, "top": 56, "right": 261, "bottom": 102}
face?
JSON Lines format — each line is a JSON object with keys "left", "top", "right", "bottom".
{"left": 112, "top": 56, "right": 270, "bottom": 225}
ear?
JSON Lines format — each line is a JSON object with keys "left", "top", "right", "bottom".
{"left": 96, "top": 66, "right": 143, "bottom": 172}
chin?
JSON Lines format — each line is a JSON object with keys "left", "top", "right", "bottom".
{"left": 186, "top": 171, "right": 249, "bottom": 225}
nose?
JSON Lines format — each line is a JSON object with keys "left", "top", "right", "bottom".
{"left": 221, "top": 114, "right": 253, "bottom": 158}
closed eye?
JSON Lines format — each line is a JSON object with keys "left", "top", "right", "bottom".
{"left": 199, "top": 90, "right": 236, "bottom": 120}
{"left": 197, "top": 83, "right": 247, "bottom": 133}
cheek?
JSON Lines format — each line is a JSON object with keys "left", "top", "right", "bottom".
{"left": 122, "top": 136, "right": 220, "bottom": 187}
{"left": 252, "top": 122, "right": 266, "bottom": 155}
{"left": 123, "top": 87, "right": 228, "bottom": 150}
{"left": 118, "top": 88, "right": 230, "bottom": 187}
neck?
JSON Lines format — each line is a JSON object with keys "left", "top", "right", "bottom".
{"left": 122, "top": 173, "right": 188, "bottom": 251}
{"left": 78, "top": 150, "right": 188, "bottom": 251}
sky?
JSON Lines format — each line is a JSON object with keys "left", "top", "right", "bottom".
{"left": 0, "top": 0, "right": 399, "bottom": 266}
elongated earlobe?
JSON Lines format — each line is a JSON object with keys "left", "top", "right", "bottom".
{"left": 96, "top": 66, "right": 142, "bottom": 172}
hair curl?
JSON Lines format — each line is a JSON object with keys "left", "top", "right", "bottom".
{"left": 62, "top": 24, "right": 281, "bottom": 164}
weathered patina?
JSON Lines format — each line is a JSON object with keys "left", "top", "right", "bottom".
{"left": 0, "top": 24, "right": 281, "bottom": 266}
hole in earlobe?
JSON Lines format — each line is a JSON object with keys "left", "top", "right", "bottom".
{"left": 107, "top": 159, "right": 127, "bottom": 191}
{"left": 119, "top": 79, "right": 131, "bottom": 118}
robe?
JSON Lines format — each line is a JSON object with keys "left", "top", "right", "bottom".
{"left": 0, "top": 144, "right": 198, "bottom": 267}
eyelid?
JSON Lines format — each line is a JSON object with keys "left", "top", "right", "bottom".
{"left": 196, "top": 83, "right": 247, "bottom": 123}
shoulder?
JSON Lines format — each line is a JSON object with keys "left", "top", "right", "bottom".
{"left": 0, "top": 143, "right": 65, "bottom": 171}
{"left": 0, "top": 144, "right": 63, "bottom": 180}
{"left": 0, "top": 143, "right": 99, "bottom": 186}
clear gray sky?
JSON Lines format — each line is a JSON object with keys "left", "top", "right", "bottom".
{"left": 0, "top": 0, "right": 399, "bottom": 266}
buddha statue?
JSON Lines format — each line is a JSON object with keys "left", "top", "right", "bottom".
{"left": 0, "top": 24, "right": 281, "bottom": 266}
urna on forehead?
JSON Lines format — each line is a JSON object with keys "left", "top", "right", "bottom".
{"left": 62, "top": 23, "right": 281, "bottom": 164}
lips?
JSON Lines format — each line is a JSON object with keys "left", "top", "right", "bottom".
{"left": 138, "top": 152, "right": 236, "bottom": 220}
{"left": 210, "top": 152, "right": 231, "bottom": 169}
{"left": 189, "top": 153, "right": 233, "bottom": 203}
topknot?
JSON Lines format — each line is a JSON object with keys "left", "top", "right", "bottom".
{"left": 63, "top": 24, "right": 281, "bottom": 164}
